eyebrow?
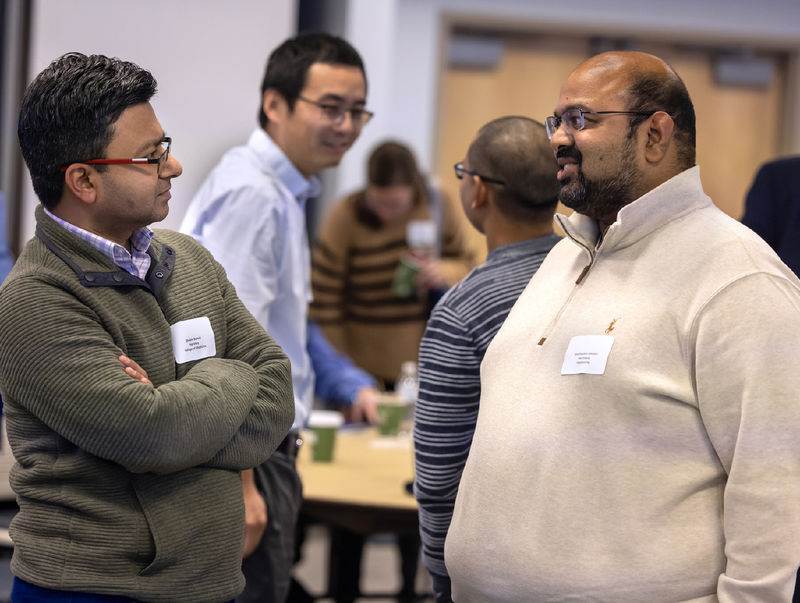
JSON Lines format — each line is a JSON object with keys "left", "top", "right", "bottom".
{"left": 554, "top": 104, "right": 592, "bottom": 116}
{"left": 315, "top": 93, "right": 366, "bottom": 106}
{"left": 134, "top": 133, "right": 166, "bottom": 156}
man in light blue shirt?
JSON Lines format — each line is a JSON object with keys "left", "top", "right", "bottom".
{"left": 181, "top": 33, "right": 377, "bottom": 603}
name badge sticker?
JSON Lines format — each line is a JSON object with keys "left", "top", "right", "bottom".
{"left": 171, "top": 317, "right": 217, "bottom": 364}
{"left": 561, "top": 335, "right": 614, "bottom": 375}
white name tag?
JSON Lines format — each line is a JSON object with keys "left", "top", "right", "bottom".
{"left": 171, "top": 317, "right": 216, "bottom": 364}
{"left": 561, "top": 335, "right": 614, "bottom": 375}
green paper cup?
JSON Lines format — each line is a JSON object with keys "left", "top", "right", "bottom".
{"left": 377, "top": 393, "right": 407, "bottom": 437}
{"left": 308, "top": 410, "right": 344, "bottom": 462}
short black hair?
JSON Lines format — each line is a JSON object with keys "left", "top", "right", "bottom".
{"left": 258, "top": 32, "right": 365, "bottom": 128}
{"left": 17, "top": 52, "right": 157, "bottom": 210}
{"left": 467, "top": 116, "right": 560, "bottom": 223}
{"left": 625, "top": 66, "right": 696, "bottom": 170}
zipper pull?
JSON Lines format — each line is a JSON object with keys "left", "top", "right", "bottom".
{"left": 576, "top": 264, "right": 590, "bottom": 284}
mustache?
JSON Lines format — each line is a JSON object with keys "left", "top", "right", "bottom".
{"left": 556, "top": 146, "right": 582, "bottom": 163}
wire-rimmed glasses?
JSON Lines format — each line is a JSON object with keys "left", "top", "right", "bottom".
{"left": 297, "top": 96, "right": 374, "bottom": 128}
{"left": 453, "top": 162, "right": 506, "bottom": 186}
{"left": 545, "top": 109, "right": 657, "bottom": 139}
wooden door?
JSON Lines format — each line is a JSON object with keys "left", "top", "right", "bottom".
{"left": 434, "top": 31, "right": 786, "bottom": 261}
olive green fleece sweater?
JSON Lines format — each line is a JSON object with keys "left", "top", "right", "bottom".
{"left": 0, "top": 206, "right": 294, "bottom": 602}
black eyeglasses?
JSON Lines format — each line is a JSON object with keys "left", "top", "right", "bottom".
{"left": 545, "top": 109, "right": 657, "bottom": 139}
{"left": 453, "top": 162, "right": 506, "bottom": 186}
{"left": 59, "top": 137, "right": 172, "bottom": 173}
{"left": 296, "top": 96, "right": 374, "bottom": 127}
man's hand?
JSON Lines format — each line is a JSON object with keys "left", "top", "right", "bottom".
{"left": 349, "top": 386, "right": 379, "bottom": 425}
{"left": 241, "top": 469, "right": 267, "bottom": 559}
{"left": 119, "top": 355, "right": 153, "bottom": 387}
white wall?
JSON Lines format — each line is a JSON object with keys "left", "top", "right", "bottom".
{"left": 20, "top": 0, "right": 296, "bottom": 240}
{"left": 17, "top": 0, "right": 800, "bottom": 238}
{"left": 331, "top": 0, "right": 800, "bottom": 206}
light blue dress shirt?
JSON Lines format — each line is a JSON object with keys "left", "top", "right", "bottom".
{"left": 181, "top": 129, "right": 373, "bottom": 430}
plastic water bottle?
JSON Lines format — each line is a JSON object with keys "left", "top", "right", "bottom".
{"left": 396, "top": 361, "right": 419, "bottom": 423}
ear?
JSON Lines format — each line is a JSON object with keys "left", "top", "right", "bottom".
{"left": 62, "top": 164, "right": 98, "bottom": 205}
{"left": 472, "top": 177, "right": 489, "bottom": 210}
{"left": 262, "top": 88, "right": 287, "bottom": 125}
{"left": 643, "top": 111, "right": 675, "bottom": 164}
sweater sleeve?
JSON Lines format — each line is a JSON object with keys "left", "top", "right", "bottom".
{"left": 0, "top": 263, "right": 292, "bottom": 476}
{"left": 413, "top": 298, "right": 481, "bottom": 593}
{"left": 201, "top": 255, "right": 294, "bottom": 471}
{"left": 693, "top": 272, "right": 800, "bottom": 601}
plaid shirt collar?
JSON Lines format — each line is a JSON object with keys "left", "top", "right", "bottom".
{"left": 43, "top": 208, "right": 154, "bottom": 280}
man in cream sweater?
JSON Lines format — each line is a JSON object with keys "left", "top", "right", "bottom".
{"left": 445, "top": 51, "right": 800, "bottom": 602}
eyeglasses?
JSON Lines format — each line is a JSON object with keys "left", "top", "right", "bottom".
{"left": 545, "top": 109, "right": 657, "bottom": 139}
{"left": 59, "top": 137, "right": 172, "bottom": 173}
{"left": 296, "top": 96, "right": 374, "bottom": 127}
{"left": 453, "top": 162, "right": 506, "bottom": 186}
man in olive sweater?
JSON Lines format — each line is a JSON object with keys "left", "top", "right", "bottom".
{"left": 0, "top": 53, "right": 294, "bottom": 602}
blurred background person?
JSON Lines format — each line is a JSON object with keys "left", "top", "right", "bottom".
{"left": 180, "top": 33, "right": 378, "bottom": 603}
{"left": 310, "top": 140, "right": 475, "bottom": 389}
{"left": 741, "top": 155, "right": 800, "bottom": 276}
{"left": 0, "top": 193, "right": 14, "bottom": 282}
{"left": 309, "top": 140, "right": 473, "bottom": 602}
{"left": 414, "top": 116, "right": 560, "bottom": 603}
{"left": 0, "top": 192, "right": 15, "bottom": 416}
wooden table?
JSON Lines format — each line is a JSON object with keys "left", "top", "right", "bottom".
{"left": 296, "top": 425, "right": 425, "bottom": 600}
{"left": 296, "top": 424, "right": 418, "bottom": 534}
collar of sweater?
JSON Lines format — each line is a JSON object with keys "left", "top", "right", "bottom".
{"left": 555, "top": 166, "right": 711, "bottom": 256}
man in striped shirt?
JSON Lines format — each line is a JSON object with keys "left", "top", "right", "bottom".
{"left": 413, "top": 116, "right": 560, "bottom": 602}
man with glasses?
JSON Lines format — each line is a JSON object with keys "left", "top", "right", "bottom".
{"left": 181, "top": 32, "right": 378, "bottom": 603}
{"left": 0, "top": 52, "right": 294, "bottom": 602}
{"left": 445, "top": 51, "right": 800, "bottom": 602}
{"left": 413, "top": 116, "right": 561, "bottom": 603}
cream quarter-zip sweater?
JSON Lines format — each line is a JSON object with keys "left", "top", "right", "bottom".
{"left": 445, "top": 167, "right": 800, "bottom": 602}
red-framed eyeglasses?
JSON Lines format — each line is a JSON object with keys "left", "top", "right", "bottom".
{"left": 59, "top": 137, "right": 171, "bottom": 173}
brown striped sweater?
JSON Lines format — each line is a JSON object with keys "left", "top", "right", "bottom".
{"left": 0, "top": 206, "right": 294, "bottom": 602}
{"left": 310, "top": 191, "right": 474, "bottom": 383}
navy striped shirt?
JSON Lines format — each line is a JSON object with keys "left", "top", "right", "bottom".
{"left": 413, "top": 233, "right": 560, "bottom": 594}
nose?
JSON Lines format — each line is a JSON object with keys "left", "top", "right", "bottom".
{"left": 161, "top": 153, "right": 183, "bottom": 179}
{"left": 549, "top": 121, "right": 571, "bottom": 153}
{"left": 334, "top": 110, "right": 358, "bottom": 134}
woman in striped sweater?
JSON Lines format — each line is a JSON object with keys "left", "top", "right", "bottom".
{"left": 310, "top": 141, "right": 474, "bottom": 387}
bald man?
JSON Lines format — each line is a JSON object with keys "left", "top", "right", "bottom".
{"left": 445, "top": 51, "right": 800, "bottom": 602}
{"left": 413, "top": 116, "right": 561, "bottom": 602}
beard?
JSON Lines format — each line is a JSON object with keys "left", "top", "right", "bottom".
{"left": 557, "top": 136, "right": 638, "bottom": 224}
